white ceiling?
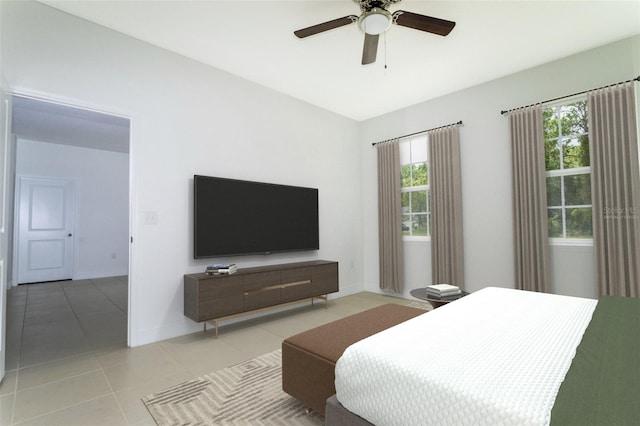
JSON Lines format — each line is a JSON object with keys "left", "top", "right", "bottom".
{"left": 38, "top": 0, "right": 640, "bottom": 121}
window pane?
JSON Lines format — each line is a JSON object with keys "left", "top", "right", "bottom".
{"left": 401, "top": 192, "right": 410, "bottom": 213}
{"left": 548, "top": 209, "right": 562, "bottom": 238}
{"left": 412, "top": 213, "right": 429, "bottom": 236}
{"left": 564, "top": 174, "right": 591, "bottom": 206}
{"left": 560, "top": 101, "right": 588, "bottom": 136}
{"left": 566, "top": 207, "right": 592, "bottom": 238}
{"left": 410, "top": 190, "right": 427, "bottom": 213}
{"left": 399, "top": 141, "right": 411, "bottom": 165}
{"left": 545, "top": 139, "right": 560, "bottom": 171}
{"left": 401, "top": 165, "right": 412, "bottom": 188}
{"left": 562, "top": 136, "right": 590, "bottom": 169}
{"left": 543, "top": 108, "right": 559, "bottom": 140}
{"left": 410, "top": 137, "right": 428, "bottom": 163}
{"left": 402, "top": 214, "right": 411, "bottom": 235}
{"left": 412, "top": 163, "right": 428, "bottom": 186}
{"left": 546, "top": 176, "right": 562, "bottom": 206}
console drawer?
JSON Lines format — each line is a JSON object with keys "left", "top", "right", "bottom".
{"left": 281, "top": 267, "right": 312, "bottom": 284}
{"left": 198, "top": 276, "right": 244, "bottom": 319}
{"left": 282, "top": 280, "right": 312, "bottom": 302}
{"left": 244, "top": 271, "right": 280, "bottom": 291}
{"left": 244, "top": 287, "right": 281, "bottom": 311}
{"left": 312, "top": 263, "right": 339, "bottom": 295}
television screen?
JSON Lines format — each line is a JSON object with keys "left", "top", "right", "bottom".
{"left": 194, "top": 175, "right": 319, "bottom": 258}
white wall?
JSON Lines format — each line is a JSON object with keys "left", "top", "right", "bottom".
{"left": 361, "top": 35, "right": 640, "bottom": 300}
{"left": 15, "top": 138, "right": 129, "bottom": 280}
{"left": 1, "top": 1, "right": 362, "bottom": 346}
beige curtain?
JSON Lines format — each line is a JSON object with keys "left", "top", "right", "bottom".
{"left": 377, "top": 140, "right": 403, "bottom": 293}
{"left": 588, "top": 82, "right": 640, "bottom": 297}
{"left": 429, "top": 126, "right": 464, "bottom": 288}
{"left": 509, "top": 106, "right": 551, "bottom": 293}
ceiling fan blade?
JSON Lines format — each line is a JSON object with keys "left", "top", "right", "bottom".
{"left": 294, "top": 15, "right": 358, "bottom": 38}
{"left": 361, "top": 33, "right": 379, "bottom": 65}
{"left": 392, "top": 11, "right": 456, "bottom": 36}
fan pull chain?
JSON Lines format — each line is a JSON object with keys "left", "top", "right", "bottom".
{"left": 384, "top": 31, "right": 388, "bottom": 70}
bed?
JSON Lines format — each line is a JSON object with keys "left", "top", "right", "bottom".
{"left": 331, "top": 287, "right": 639, "bottom": 426}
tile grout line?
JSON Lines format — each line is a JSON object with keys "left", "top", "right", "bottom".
{"left": 97, "top": 359, "right": 130, "bottom": 425}
{"left": 92, "top": 277, "right": 128, "bottom": 315}
{"left": 60, "top": 280, "right": 93, "bottom": 338}
{"left": 11, "top": 392, "right": 115, "bottom": 426}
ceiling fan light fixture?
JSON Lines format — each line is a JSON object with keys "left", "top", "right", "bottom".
{"left": 358, "top": 8, "right": 392, "bottom": 35}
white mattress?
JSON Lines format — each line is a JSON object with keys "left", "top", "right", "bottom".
{"left": 334, "top": 287, "right": 597, "bottom": 426}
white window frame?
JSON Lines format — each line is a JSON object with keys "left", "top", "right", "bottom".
{"left": 544, "top": 97, "right": 593, "bottom": 246}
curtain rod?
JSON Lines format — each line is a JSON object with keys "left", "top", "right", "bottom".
{"left": 371, "top": 120, "right": 463, "bottom": 147}
{"left": 500, "top": 76, "right": 640, "bottom": 116}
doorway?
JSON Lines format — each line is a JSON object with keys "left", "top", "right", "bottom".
{"left": 5, "top": 94, "right": 131, "bottom": 368}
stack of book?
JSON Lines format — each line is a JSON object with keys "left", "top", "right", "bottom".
{"left": 206, "top": 263, "right": 237, "bottom": 275}
{"left": 426, "top": 284, "right": 461, "bottom": 298}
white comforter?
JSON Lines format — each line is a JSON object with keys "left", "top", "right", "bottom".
{"left": 334, "top": 287, "right": 597, "bottom": 426}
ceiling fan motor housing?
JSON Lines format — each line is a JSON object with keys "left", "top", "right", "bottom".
{"left": 358, "top": 8, "right": 392, "bottom": 35}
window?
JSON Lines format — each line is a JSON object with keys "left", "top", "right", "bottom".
{"left": 400, "top": 136, "right": 429, "bottom": 239}
{"left": 543, "top": 99, "right": 592, "bottom": 240}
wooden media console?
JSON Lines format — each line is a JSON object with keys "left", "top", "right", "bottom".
{"left": 184, "top": 260, "right": 339, "bottom": 336}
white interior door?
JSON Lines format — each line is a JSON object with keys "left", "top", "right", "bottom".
{"left": 0, "top": 89, "right": 12, "bottom": 382}
{"left": 16, "top": 176, "right": 75, "bottom": 284}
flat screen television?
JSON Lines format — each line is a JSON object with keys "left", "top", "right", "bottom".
{"left": 194, "top": 175, "right": 319, "bottom": 258}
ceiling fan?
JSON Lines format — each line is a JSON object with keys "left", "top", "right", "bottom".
{"left": 294, "top": 0, "right": 456, "bottom": 65}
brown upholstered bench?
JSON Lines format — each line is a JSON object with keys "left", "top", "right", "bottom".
{"left": 282, "top": 303, "right": 426, "bottom": 416}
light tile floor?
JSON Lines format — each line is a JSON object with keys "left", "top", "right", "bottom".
{"left": 1, "top": 277, "right": 419, "bottom": 425}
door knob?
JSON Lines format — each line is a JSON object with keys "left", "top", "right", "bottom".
{"left": 67, "top": 233, "right": 72, "bottom": 237}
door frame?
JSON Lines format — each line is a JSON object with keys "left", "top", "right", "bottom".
{"left": 7, "top": 88, "right": 135, "bottom": 347}
{"left": 0, "top": 87, "right": 13, "bottom": 383}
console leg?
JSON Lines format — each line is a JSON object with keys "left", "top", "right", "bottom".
{"left": 203, "top": 320, "right": 220, "bottom": 338}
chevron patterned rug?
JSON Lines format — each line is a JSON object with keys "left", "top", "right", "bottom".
{"left": 142, "top": 349, "right": 323, "bottom": 425}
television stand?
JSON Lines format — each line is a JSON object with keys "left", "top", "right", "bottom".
{"left": 183, "top": 260, "right": 338, "bottom": 336}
